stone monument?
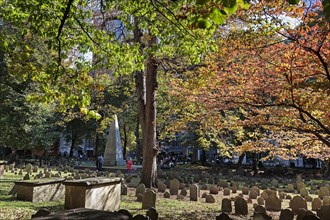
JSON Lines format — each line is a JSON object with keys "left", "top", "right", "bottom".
{"left": 104, "top": 115, "right": 126, "bottom": 166}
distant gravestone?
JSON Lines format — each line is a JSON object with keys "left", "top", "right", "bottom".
{"left": 231, "top": 186, "right": 237, "bottom": 193}
{"left": 23, "top": 174, "right": 30, "bottom": 180}
{"left": 261, "top": 191, "right": 268, "bottom": 199}
{"left": 312, "top": 198, "right": 322, "bottom": 211}
{"left": 279, "top": 191, "right": 286, "bottom": 200}
{"left": 318, "top": 187, "right": 329, "bottom": 199}
{"left": 180, "top": 189, "right": 187, "bottom": 196}
{"left": 265, "top": 194, "right": 281, "bottom": 211}
{"left": 190, "top": 184, "right": 199, "bottom": 201}
{"left": 242, "top": 186, "right": 249, "bottom": 195}
{"left": 287, "top": 184, "right": 295, "bottom": 193}
{"left": 279, "top": 209, "right": 294, "bottom": 220}
{"left": 257, "top": 197, "right": 265, "bottom": 205}
{"left": 223, "top": 188, "right": 230, "bottom": 196}
{"left": 137, "top": 194, "right": 143, "bottom": 202}
{"left": 146, "top": 207, "right": 158, "bottom": 220}
{"left": 210, "top": 185, "right": 219, "bottom": 195}
{"left": 142, "top": 189, "right": 156, "bottom": 209}
{"left": 296, "top": 208, "right": 307, "bottom": 220}
{"left": 249, "top": 190, "right": 258, "bottom": 199}
{"left": 250, "top": 186, "right": 260, "bottom": 196}
{"left": 221, "top": 198, "right": 232, "bottom": 213}
{"left": 163, "top": 191, "right": 170, "bottom": 198}
{"left": 158, "top": 182, "right": 166, "bottom": 193}
{"left": 254, "top": 205, "right": 266, "bottom": 214}
{"left": 290, "top": 196, "right": 307, "bottom": 214}
{"left": 136, "top": 183, "right": 146, "bottom": 197}
{"left": 317, "top": 205, "right": 330, "bottom": 220}
{"left": 271, "top": 179, "right": 279, "bottom": 187}
{"left": 216, "top": 212, "right": 232, "bottom": 220}
{"left": 132, "top": 214, "right": 147, "bottom": 220}
{"left": 323, "top": 196, "right": 330, "bottom": 205}
{"left": 205, "top": 194, "right": 215, "bottom": 203}
{"left": 300, "top": 188, "right": 309, "bottom": 198}
{"left": 170, "top": 179, "right": 179, "bottom": 195}
{"left": 235, "top": 197, "right": 248, "bottom": 215}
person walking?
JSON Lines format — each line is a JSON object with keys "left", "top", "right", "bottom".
{"left": 126, "top": 157, "right": 132, "bottom": 173}
{"left": 96, "top": 155, "right": 104, "bottom": 171}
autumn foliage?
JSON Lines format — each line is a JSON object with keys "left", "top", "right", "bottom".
{"left": 170, "top": 0, "right": 330, "bottom": 160}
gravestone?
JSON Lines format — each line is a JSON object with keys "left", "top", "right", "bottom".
{"left": 287, "top": 184, "right": 294, "bottom": 193}
{"left": 242, "top": 186, "right": 249, "bottom": 195}
{"left": 312, "top": 198, "right": 322, "bottom": 211}
{"left": 261, "top": 191, "right": 268, "bottom": 199}
{"left": 302, "top": 215, "right": 320, "bottom": 220}
{"left": 142, "top": 189, "right": 156, "bottom": 209}
{"left": 132, "top": 214, "right": 147, "bottom": 220}
{"left": 210, "top": 185, "right": 219, "bottom": 195}
{"left": 117, "top": 209, "right": 133, "bottom": 219}
{"left": 296, "top": 208, "right": 307, "bottom": 220}
{"left": 205, "top": 194, "right": 215, "bottom": 203}
{"left": 323, "top": 196, "right": 330, "bottom": 205}
{"left": 221, "top": 198, "right": 232, "bottom": 213}
{"left": 254, "top": 205, "right": 266, "bottom": 214}
{"left": 137, "top": 194, "right": 143, "bottom": 202}
{"left": 163, "top": 191, "right": 170, "bottom": 198}
{"left": 249, "top": 190, "right": 258, "bottom": 199}
{"left": 316, "top": 205, "right": 330, "bottom": 220}
{"left": 180, "top": 189, "right": 187, "bottom": 196}
{"left": 290, "top": 196, "right": 307, "bottom": 214}
{"left": 257, "top": 197, "right": 265, "bottom": 205}
{"left": 223, "top": 188, "right": 230, "bottom": 196}
{"left": 265, "top": 194, "right": 281, "bottom": 211}
{"left": 190, "top": 184, "right": 199, "bottom": 201}
{"left": 170, "top": 179, "right": 179, "bottom": 195}
{"left": 158, "top": 182, "right": 166, "bottom": 193}
{"left": 136, "top": 183, "right": 146, "bottom": 197}
{"left": 253, "top": 212, "right": 271, "bottom": 220}
{"left": 318, "top": 187, "right": 329, "bottom": 199}
{"left": 279, "top": 209, "right": 294, "bottom": 220}
{"left": 103, "top": 115, "right": 126, "bottom": 166}
{"left": 300, "top": 188, "right": 309, "bottom": 198}
{"left": 216, "top": 212, "right": 232, "bottom": 220}
{"left": 235, "top": 197, "right": 248, "bottom": 215}
{"left": 146, "top": 207, "right": 158, "bottom": 220}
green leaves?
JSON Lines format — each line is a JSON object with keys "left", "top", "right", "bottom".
{"left": 209, "top": 8, "right": 227, "bottom": 24}
{"left": 198, "top": 16, "right": 212, "bottom": 28}
{"left": 287, "top": 0, "right": 300, "bottom": 5}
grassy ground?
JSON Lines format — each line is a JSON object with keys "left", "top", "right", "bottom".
{"left": 1, "top": 166, "right": 329, "bottom": 220}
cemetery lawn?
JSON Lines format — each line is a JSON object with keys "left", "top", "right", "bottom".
{"left": 0, "top": 172, "right": 220, "bottom": 220}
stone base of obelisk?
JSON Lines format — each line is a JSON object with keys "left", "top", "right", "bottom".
{"left": 104, "top": 159, "right": 126, "bottom": 167}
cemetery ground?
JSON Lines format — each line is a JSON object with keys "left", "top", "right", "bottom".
{"left": 1, "top": 164, "right": 330, "bottom": 219}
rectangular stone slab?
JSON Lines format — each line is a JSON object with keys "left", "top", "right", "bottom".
{"left": 63, "top": 177, "right": 121, "bottom": 211}
{"left": 14, "top": 178, "right": 65, "bottom": 202}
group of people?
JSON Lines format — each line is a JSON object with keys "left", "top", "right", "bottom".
{"left": 95, "top": 155, "right": 133, "bottom": 173}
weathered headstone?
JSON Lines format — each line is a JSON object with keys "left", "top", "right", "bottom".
{"left": 190, "top": 184, "right": 199, "bottom": 201}
{"left": 205, "top": 194, "right": 215, "bottom": 203}
{"left": 302, "top": 215, "right": 320, "bottom": 220}
{"left": 180, "top": 189, "right": 187, "bottom": 196}
{"left": 223, "top": 188, "right": 230, "bottom": 196}
{"left": 318, "top": 187, "right": 329, "bottom": 199}
{"left": 265, "top": 194, "right": 281, "bottom": 211}
{"left": 170, "top": 179, "right": 179, "bottom": 195}
{"left": 287, "top": 184, "right": 295, "bottom": 193}
{"left": 257, "top": 197, "right": 265, "bottom": 205}
{"left": 312, "top": 198, "right": 322, "bottom": 211}
{"left": 121, "top": 183, "right": 128, "bottom": 195}
{"left": 316, "top": 205, "right": 330, "bottom": 220}
{"left": 210, "top": 185, "right": 219, "bottom": 195}
{"left": 254, "top": 205, "right": 266, "bottom": 214}
{"left": 146, "top": 207, "right": 158, "bottom": 220}
{"left": 136, "top": 183, "right": 146, "bottom": 197}
{"left": 235, "top": 197, "right": 248, "bottom": 215}
{"left": 290, "top": 196, "right": 307, "bottom": 214}
{"left": 249, "top": 190, "right": 258, "bottom": 199}
{"left": 103, "top": 115, "right": 126, "bottom": 166}
{"left": 296, "top": 208, "right": 307, "bottom": 220}
{"left": 242, "top": 186, "right": 249, "bottom": 195}
{"left": 323, "top": 196, "right": 330, "bottom": 205}
{"left": 163, "top": 191, "right": 170, "bottom": 198}
{"left": 300, "top": 188, "right": 309, "bottom": 198}
{"left": 279, "top": 209, "right": 294, "bottom": 220}
{"left": 216, "top": 212, "right": 232, "bottom": 220}
{"left": 142, "top": 189, "right": 156, "bottom": 209}
{"left": 158, "top": 182, "right": 166, "bottom": 193}
{"left": 221, "top": 198, "right": 232, "bottom": 213}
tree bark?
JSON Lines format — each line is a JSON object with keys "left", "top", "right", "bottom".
{"left": 140, "top": 36, "right": 158, "bottom": 188}
{"left": 236, "top": 152, "right": 245, "bottom": 168}
{"left": 123, "top": 123, "right": 127, "bottom": 160}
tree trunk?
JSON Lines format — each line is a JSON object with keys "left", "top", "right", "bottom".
{"left": 69, "top": 136, "right": 76, "bottom": 157}
{"left": 236, "top": 152, "right": 245, "bottom": 168}
{"left": 135, "top": 115, "right": 142, "bottom": 162}
{"left": 94, "top": 134, "right": 99, "bottom": 157}
{"left": 191, "top": 146, "right": 198, "bottom": 164}
{"left": 201, "top": 149, "right": 206, "bottom": 166}
{"left": 123, "top": 124, "right": 127, "bottom": 160}
{"left": 140, "top": 37, "right": 158, "bottom": 188}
